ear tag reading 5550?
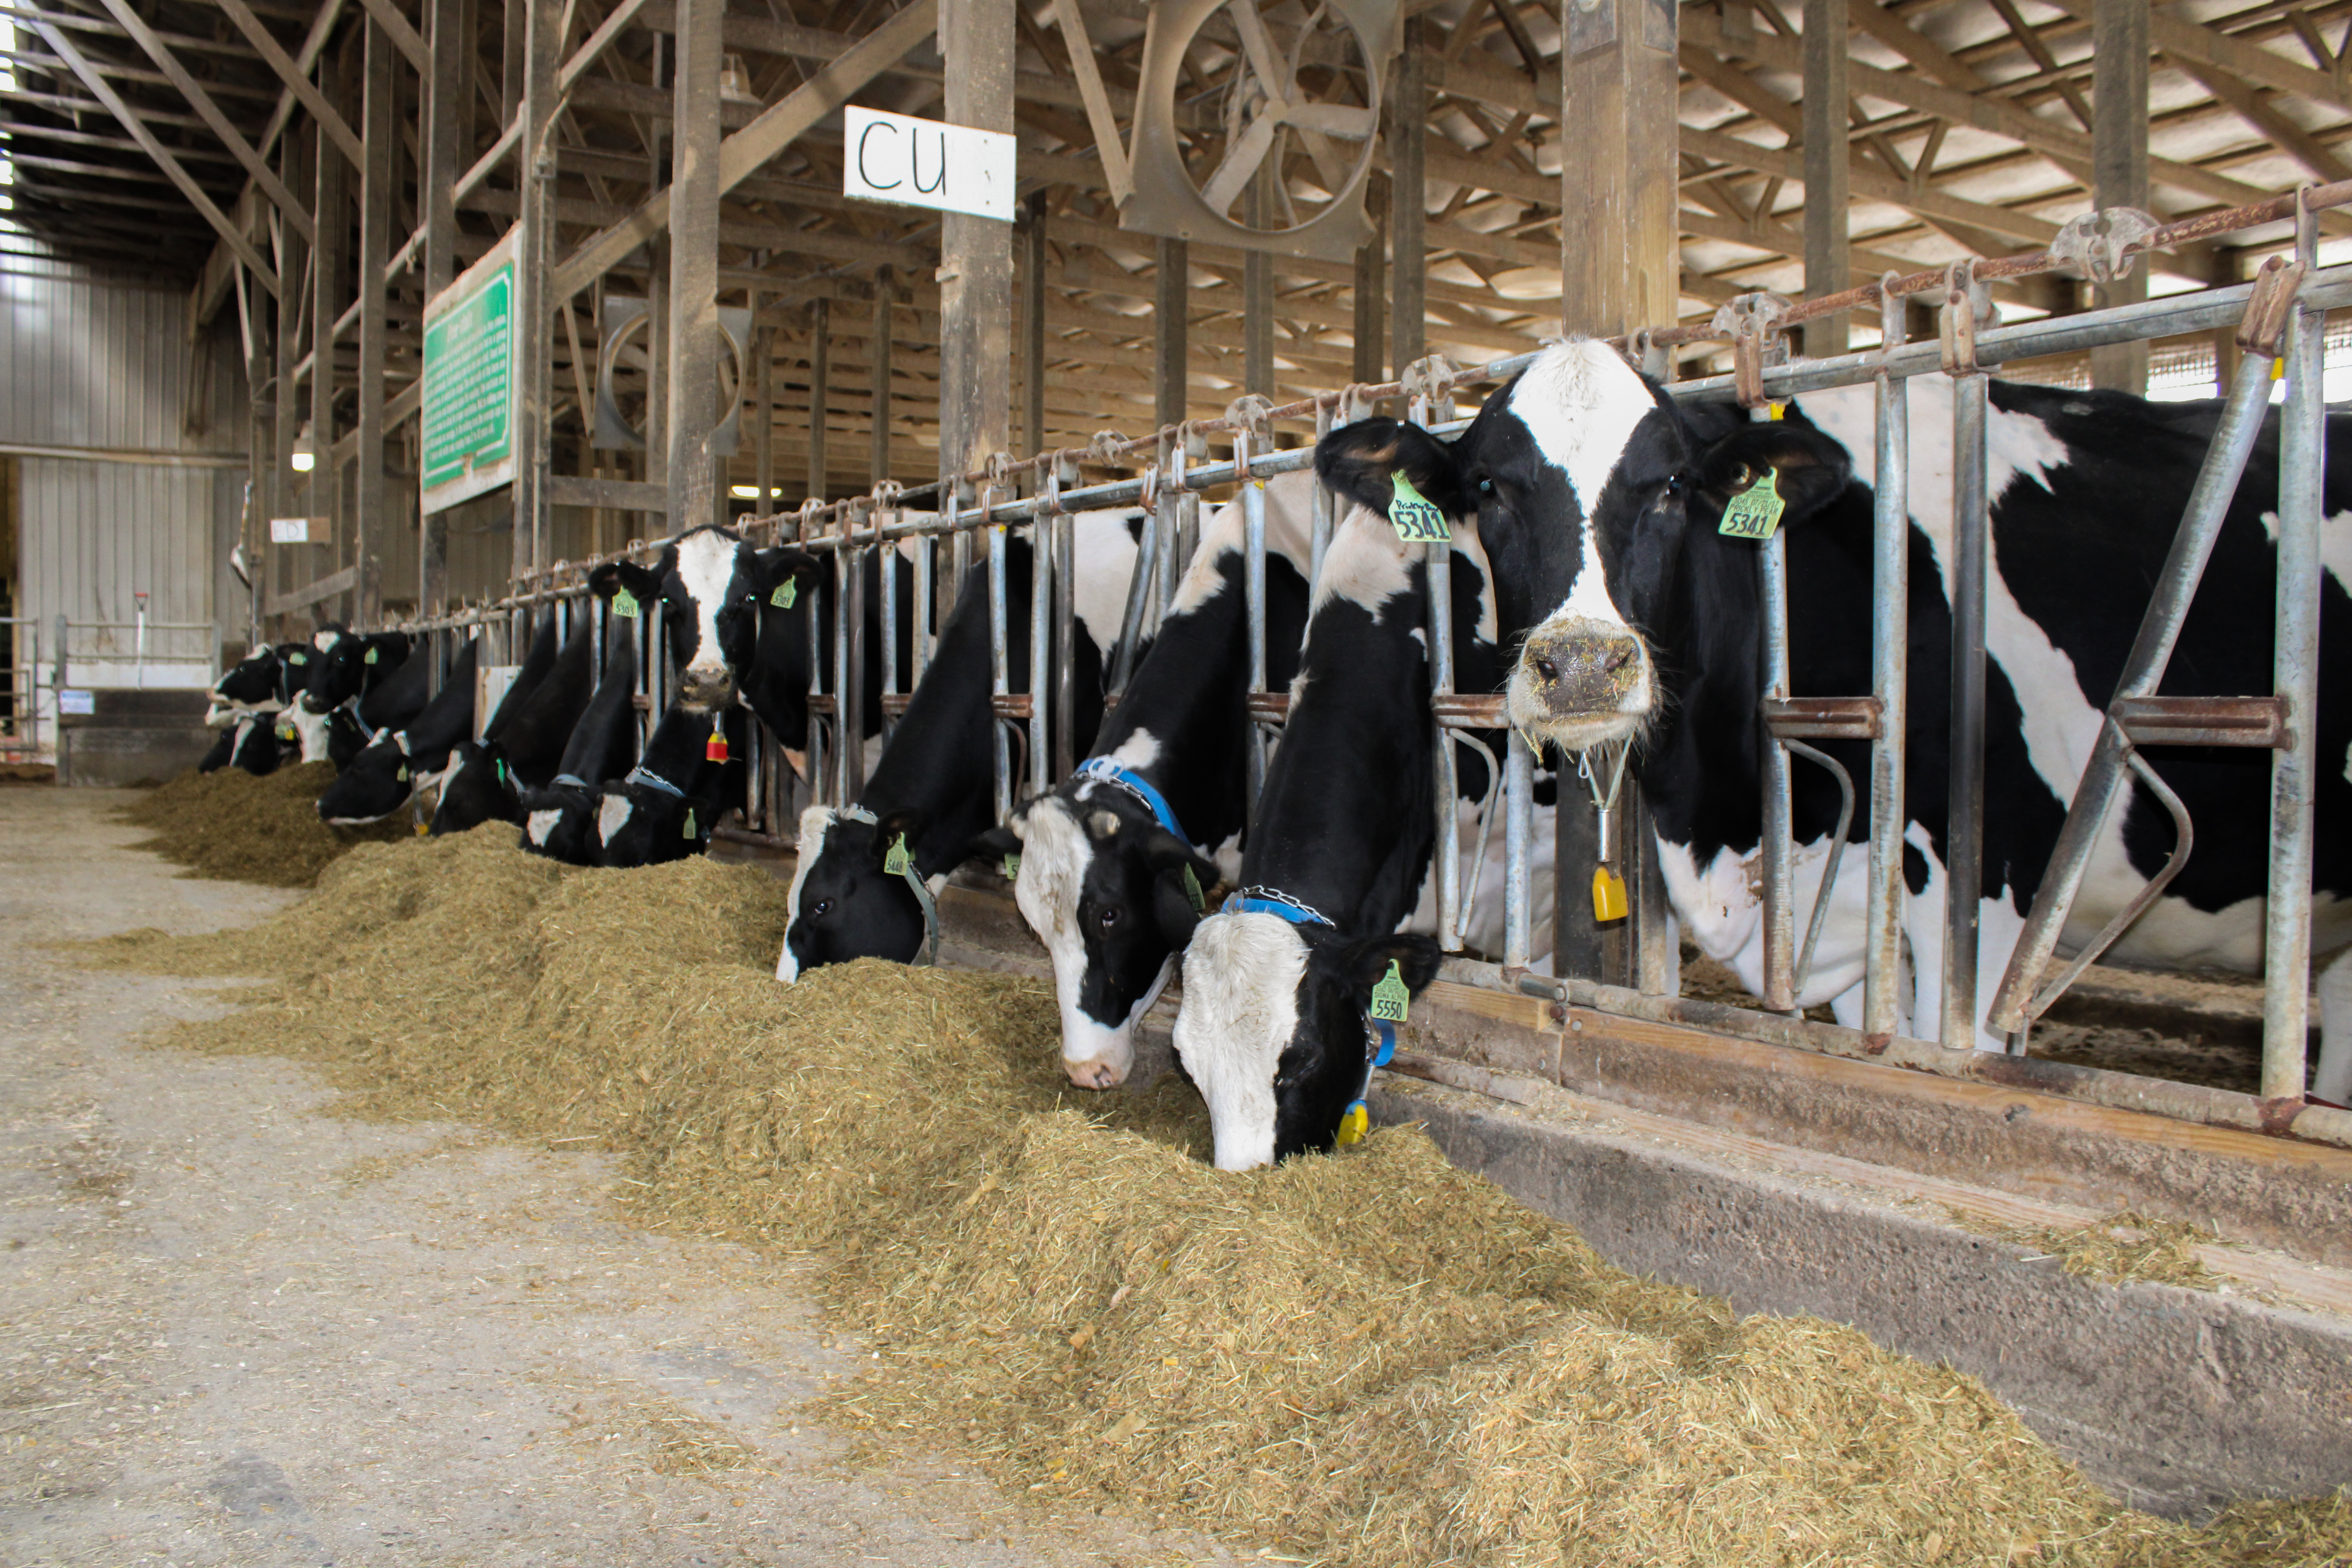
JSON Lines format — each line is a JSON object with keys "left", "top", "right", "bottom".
{"left": 611, "top": 586, "right": 640, "bottom": 618}
{"left": 884, "top": 834, "right": 912, "bottom": 877}
{"left": 1717, "top": 468, "right": 1786, "bottom": 541}
{"left": 1369, "top": 960, "right": 1411, "bottom": 1024}
{"left": 771, "top": 580, "right": 797, "bottom": 610}
{"left": 1182, "top": 863, "right": 1206, "bottom": 915}
{"left": 1386, "top": 471, "right": 1451, "bottom": 544}
{"left": 1591, "top": 866, "right": 1630, "bottom": 922}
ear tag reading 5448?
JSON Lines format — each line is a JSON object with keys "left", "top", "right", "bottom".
{"left": 1386, "top": 471, "right": 1451, "bottom": 544}
{"left": 611, "top": 586, "right": 640, "bottom": 618}
{"left": 1717, "top": 468, "right": 1786, "bottom": 541}
{"left": 770, "top": 580, "right": 797, "bottom": 610}
{"left": 883, "top": 834, "right": 912, "bottom": 877}
{"left": 1591, "top": 866, "right": 1630, "bottom": 922}
{"left": 1369, "top": 959, "right": 1411, "bottom": 1024}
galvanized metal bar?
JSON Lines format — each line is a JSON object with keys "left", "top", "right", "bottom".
{"left": 1865, "top": 281, "right": 1911, "bottom": 1040}
{"left": 1243, "top": 466, "right": 1269, "bottom": 811}
{"left": 1503, "top": 728, "right": 1533, "bottom": 969}
{"left": 1052, "top": 504, "right": 1076, "bottom": 781}
{"left": 1029, "top": 509, "right": 1051, "bottom": 796}
{"left": 2267, "top": 233, "right": 2325, "bottom": 1105}
{"left": 879, "top": 513, "right": 901, "bottom": 741}
{"left": 1757, "top": 447, "right": 1797, "bottom": 1012}
{"left": 1943, "top": 368, "right": 1991, "bottom": 1049}
{"left": 1107, "top": 500, "right": 1157, "bottom": 696}
{"left": 911, "top": 520, "right": 935, "bottom": 688}
{"left": 1310, "top": 398, "right": 1336, "bottom": 588}
{"left": 1414, "top": 382, "right": 1461, "bottom": 953}
{"left": 839, "top": 509, "right": 867, "bottom": 800}
{"left": 804, "top": 565, "right": 826, "bottom": 801}
{"left": 1152, "top": 462, "right": 1182, "bottom": 624}
{"left": 988, "top": 517, "right": 1013, "bottom": 822}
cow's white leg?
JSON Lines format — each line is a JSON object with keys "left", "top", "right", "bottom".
{"left": 1901, "top": 824, "right": 1952, "bottom": 1047}
{"left": 1829, "top": 984, "right": 1864, "bottom": 1030}
{"left": 2311, "top": 948, "right": 2352, "bottom": 1105}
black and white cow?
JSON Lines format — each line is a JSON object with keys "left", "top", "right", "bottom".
{"left": 777, "top": 513, "right": 1143, "bottom": 983}
{"left": 586, "top": 526, "right": 823, "bottom": 717}
{"left": 517, "top": 617, "right": 646, "bottom": 865}
{"left": 315, "top": 639, "right": 483, "bottom": 824}
{"left": 433, "top": 614, "right": 603, "bottom": 836}
{"left": 593, "top": 702, "right": 746, "bottom": 868}
{"left": 968, "top": 475, "right": 1317, "bottom": 1089}
{"left": 299, "top": 625, "right": 412, "bottom": 714}
{"left": 1332, "top": 340, "right": 2352, "bottom": 1098}
{"left": 201, "top": 642, "right": 322, "bottom": 774}
{"left": 1169, "top": 475, "right": 1513, "bottom": 1169}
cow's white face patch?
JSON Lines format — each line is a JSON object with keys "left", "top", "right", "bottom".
{"left": 1508, "top": 342, "right": 1657, "bottom": 634}
{"left": 1006, "top": 797, "right": 1139, "bottom": 1085}
{"left": 1103, "top": 728, "right": 1161, "bottom": 773}
{"left": 526, "top": 808, "right": 562, "bottom": 846}
{"left": 597, "top": 791, "right": 634, "bottom": 847}
{"left": 1172, "top": 911, "right": 1308, "bottom": 1171}
{"left": 674, "top": 530, "right": 741, "bottom": 694}
{"left": 776, "top": 805, "right": 838, "bottom": 984}
{"left": 287, "top": 705, "right": 334, "bottom": 762}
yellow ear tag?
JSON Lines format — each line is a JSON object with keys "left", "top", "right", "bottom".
{"left": 395, "top": 764, "right": 408, "bottom": 783}
{"left": 884, "top": 833, "right": 911, "bottom": 877}
{"left": 1591, "top": 865, "right": 1630, "bottom": 922}
{"left": 1369, "top": 959, "right": 1410, "bottom": 1024}
{"left": 682, "top": 807, "right": 697, "bottom": 840}
{"left": 1182, "top": 863, "right": 1206, "bottom": 915}
{"left": 1385, "top": 470, "right": 1451, "bottom": 544}
{"left": 1001, "top": 851, "right": 1021, "bottom": 882}
{"left": 1336, "top": 1102, "right": 1370, "bottom": 1147}
{"left": 364, "top": 646, "right": 379, "bottom": 665}
{"left": 771, "top": 579, "right": 797, "bottom": 610}
{"left": 276, "top": 721, "right": 295, "bottom": 741}
{"left": 2273, "top": 357, "right": 2287, "bottom": 381}
{"left": 414, "top": 820, "right": 429, "bottom": 836}
{"left": 611, "top": 586, "right": 640, "bottom": 618}
{"left": 1717, "top": 468, "right": 1785, "bottom": 541}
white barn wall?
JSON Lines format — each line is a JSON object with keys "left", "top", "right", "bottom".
{"left": 0, "top": 252, "right": 248, "bottom": 693}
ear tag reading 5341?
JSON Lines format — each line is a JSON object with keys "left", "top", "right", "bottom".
{"left": 1717, "top": 468, "right": 1786, "bottom": 541}
{"left": 1386, "top": 470, "right": 1451, "bottom": 544}
{"left": 771, "top": 580, "right": 797, "bottom": 610}
{"left": 1182, "top": 863, "right": 1206, "bottom": 916}
{"left": 884, "top": 834, "right": 912, "bottom": 877}
{"left": 611, "top": 586, "right": 640, "bottom": 618}
{"left": 1591, "top": 866, "right": 1630, "bottom": 922}
{"left": 1369, "top": 959, "right": 1411, "bottom": 1024}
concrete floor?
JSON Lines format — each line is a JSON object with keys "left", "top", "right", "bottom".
{"left": 0, "top": 787, "right": 1222, "bottom": 1568}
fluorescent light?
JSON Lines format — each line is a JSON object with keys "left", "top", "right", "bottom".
{"left": 730, "top": 484, "right": 759, "bottom": 499}
{"left": 290, "top": 420, "right": 317, "bottom": 473}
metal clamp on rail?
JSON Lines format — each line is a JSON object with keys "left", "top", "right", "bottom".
{"left": 1431, "top": 692, "right": 1510, "bottom": 730}
{"left": 2237, "top": 253, "right": 2307, "bottom": 359}
{"left": 1401, "top": 355, "right": 1461, "bottom": 426}
{"left": 1762, "top": 695, "right": 1884, "bottom": 741}
{"left": 991, "top": 693, "right": 1034, "bottom": 720}
{"left": 2111, "top": 694, "right": 2288, "bottom": 748}
{"left": 1938, "top": 258, "right": 1997, "bottom": 376}
{"left": 2048, "top": 206, "right": 2162, "bottom": 286}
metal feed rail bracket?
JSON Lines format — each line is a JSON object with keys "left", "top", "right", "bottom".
{"left": 1984, "top": 255, "right": 2308, "bottom": 1068}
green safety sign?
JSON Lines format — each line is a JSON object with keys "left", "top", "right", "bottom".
{"left": 420, "top": 251, "right": 517, "bottom": 507}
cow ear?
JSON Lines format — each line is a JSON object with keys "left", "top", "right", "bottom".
{"left": 1315, "top": 417, "right": 1470, "bottom": 521}
{"left": 1137, "top": 828, "right": 1218, "bottom": 944}
{"left": 1697, "top": 419, "right": 1852, "bottom": 526}
{"left": 874, "top": 807, "right": 925, "bottom": 867}
{"left": 967, "top": 823, "right": 1022, "bottom": 869}
{"left": 589, "top": 560, "right": 661, "bottom": 606}
{"left": 1323, "top": 933, "right": 1444, "bottom": 1009}
{"left": 1152, "top": 868, "right": 1205, "bottom": 949}
{"left": 750, "top": 547, "right": 824, "bottom": 604}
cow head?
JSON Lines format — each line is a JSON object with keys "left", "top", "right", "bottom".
{"left": 1173, "top": 913, "right": 1441, "bottom": 1170}
{"left": 301, "top": 627, "right": 409, "bottom": 713}
{"left": 317, "top": 733, "right": 420, "bottom": 824}
{"left": 776, "top": 804, "right": 932, "bottom": 983}
{"left": 518, "top": 777, "right": 603, "bottom": 865}
{"left": 969, "top": 777, "right": 1220, "bottom": 1090}
{"left": 210, "top": 645, "right": 289, "bottom": 716}
{"left": 431, "top": 741, "right": 518, "bottom": 835}
{"left": 589, "top": 529, "right": 821, "bottom": 714}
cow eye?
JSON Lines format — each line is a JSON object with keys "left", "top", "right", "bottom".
{"left": 1476, "top": 477, "right": 1494, "bottom": 496}
{"left": 1097, "top": 907, "right": 1119, "bottom": 930}
{"left": 1666, "top": 469, "right": 1691, "bottom": 496}
{"left": 811, "top": 899, "right": 833, "bottom": 918}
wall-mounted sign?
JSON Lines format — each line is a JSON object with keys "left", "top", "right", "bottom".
{"left": 842, "top": 106, "right": 1016, "bottom": 222}
{"left": 269, "top": 516, "right": 324, "bottom": 544}
{"left": 57, "top": 689, "right": 94, "bottom": 716}
{"left": 421, "top": 229, "right": 520, "bottom": 513}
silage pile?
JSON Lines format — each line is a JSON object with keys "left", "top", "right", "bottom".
{"left": 117, "top": 762, "right": 408, "bottom": 887}
{"left": 76, "top": 831, "right": 2351, "bottom": 1567}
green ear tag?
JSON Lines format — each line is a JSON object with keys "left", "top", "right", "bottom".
{"left": 496, "top": 758, "right": 509, "bottom": 785}
{"left": 1717, "top": 468, "right": 1786, "bottom": 541}
{"left": 770, "top": 579, "right": 797, "bottom": 610}
{"left": 611, "top": 586, "right": 640, "bottom": 618}
{"left": 289, "top": 651, "right": 307, "bottom": 665}
{"left": 884, "top": 833, "right": 911, "bottom": 877}
{"left": 1002, "top": 851, "right": 1021, "bottom": 882}
{"left": 395, "top": 764, "right": 408, "bottom": 783}
{"left": 364, "top": 646, "right": 379, "bottom": 665}
{"left": 682, "top": 807, "right": 697, "bottom": 840}
{"left": 1369, "top": 959, "right": 1411, "bottom": 1024}
{"left": 1386, "top": 470, "right": 1451, "bottom": 544}
{"left": 1182, "top": 863, "right": 1206, "bottom": 915}
{"left": 276, "top": 721, "right": 296, "bottom": 741}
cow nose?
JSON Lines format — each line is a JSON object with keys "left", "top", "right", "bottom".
{"left": 1063, "top": 1056, "right": 1127, "bottom": 1090}
{"left": 1520, "top": 620, "right": 1647, "bottom": 717}
{"left": 677, "top": 666, "right": 735, "bottom": 710}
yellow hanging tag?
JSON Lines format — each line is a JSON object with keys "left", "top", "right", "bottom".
{"left": 2273, "top": 357, "right": 2287, "bottom": 381}
{"left": 1386, "top": 470, "right": 1451, "bottom": 543}
{"left": 1369, "top": 959, "right": 1411, "bottom": 1024}
{"left": 612, "top": 586, "right": 640, "bottom": 618}
{"left": 1335, "top": 1102, "right": 1370, "bottom": 1147}
{"left": 771, "top": 579, "right": 797, "bottom": 609}
{"left": 1717, "top": 468, "right": 1786, "bottom": 540}
{"left": 884, "top": 833, "right": 912, "bottom": 877}
{"left": 1591, "top": 865, "right": 1629, "bottom": 922}
{"left": 276, "top": 721, "right": 295, "bottom": 741}
{"left": 1001, "top": 851, "right": 1021, "bottom": 882}
{"left": 414, "top": 820, "right": 429, "bottom": 836}
{"left": 1766, "top": 401, "right": 1787, "bottom": 421}
{"left": 706, "top": 732, "right": 729, "bottom": 763}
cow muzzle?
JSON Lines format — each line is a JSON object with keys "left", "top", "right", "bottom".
{"left": 676, "top": 663, "right": 736, "bottom": 713}
{"left": 1510, "top": 617, "right": 1651, "bottom": 747}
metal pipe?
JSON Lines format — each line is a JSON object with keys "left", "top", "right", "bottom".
{"left": 838, "top": 513, "right": 866, "bottom": 801}
{"left": 1311, "top": 398, "right": 1335, "bottom": 588}
{"left": 912, "top": 519, "right": 936, "bottom": 687}
{"left": 879, "top": 525, "right": 900, "bottom": 742}
{"left": 1503, "top": 728, "right": 1533, "bottom": 968}
{"left": 1243, "top": 466, "right": 1269, "bottom": 810}
{"left": 1108, "top": 502, "right": 1158, "bottom": 695}
{"left": 804, "top": 563, "right": 825, "bottom": 801}
{"left": 1943, "top": 369, "right": 1991, "bottom": 1050}
{"left": 1865, "top": 283, "right": 1911, "bottom": 1040}
{"left": 1029, "top": 511, "right": 1051, "bottom": 796}
{"left": 988, "top": 518, "right": 1012, "bottom": 823}
{"left": 1757, "top": 472, "right": 1797, "bottom": 1012}
{"left": 1052, "top": 506, "right": 1075, "bottom": 782}
{"left": 2268, "top": 246, "right": 2325, "bottom": 1105}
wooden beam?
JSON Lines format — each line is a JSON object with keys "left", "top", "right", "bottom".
{"left": 2048, "top": 0, "right": 2352, "bottom": 115}
{"left": 1804, "top": 0, "right": 1851, "bottom": 355}
{"left": 2092, "top": 0, "right": 2149, "bottom": 394}
{"left": 558, "top": 0, "right": 660, "bottom": 95}
{"left": 354, "top": 0, "right": 427, "bottom": 72}
{"left": 1046, "top": 0, "right": 1131, "bottom": 206}
{"left": 214, "top": 0, "right": 367, "bottom": 169}
{"left": 2171, "top": 53, "right": 2352, "bottom": 184}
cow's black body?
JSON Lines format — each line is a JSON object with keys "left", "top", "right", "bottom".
{"left": 317, "top": 640, "right": 482, "bottom": 823}
{"left": 594, "top": 703, "right": 745, "bottom": 868}
{"left": 434, "top": 616, "right": 604, "bottom": 835}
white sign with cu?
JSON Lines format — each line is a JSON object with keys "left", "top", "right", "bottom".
{"left": 841, "top": 106, "right": 1016, "bottom": 222}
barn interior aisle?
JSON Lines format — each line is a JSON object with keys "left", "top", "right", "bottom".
{"left": 0, "top": 784, "right": 1221, "bottom": 1568}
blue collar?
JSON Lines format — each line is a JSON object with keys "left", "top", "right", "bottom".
{"left": 1075, "top": 758, "right": 1191, "bottom": 849}
{"left": 1219, "top": 884, "right": 1334, "bottom": 927}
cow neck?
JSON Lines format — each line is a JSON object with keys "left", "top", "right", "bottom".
{"left": 549, "top": 631, "right": 638, "bottom": 789}
{"left": 1635, "top": 519, "right": 1769, "bottom": 862}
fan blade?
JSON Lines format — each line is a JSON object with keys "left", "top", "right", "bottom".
{"left": 1224, "top": 0, "right": 1294, "bottom": 105}
{"left": 1199, "top": 116, "right": 1277, "bottom": 218}
{"left": 1285, "top": 103, "right": 1377, "bottom": 139}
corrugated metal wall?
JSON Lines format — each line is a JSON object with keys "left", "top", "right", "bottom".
{"left": 0, "top": 252, "right": 247, "bottom": 684}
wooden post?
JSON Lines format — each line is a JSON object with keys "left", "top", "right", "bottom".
{"left": 310, "top": 67, "right": 344, "bottom": 617}
{"left": 1801, "top": 0, "right": 1849, "bottom": 357}
{"left": 806, "top": 297, "right": 830, "bottom": 502}
{"left": 272, "top": 123, "right": 308, "bottom": 634}
{"left": 936, "top": 0, "right": 1015, "bottom": 489}
{"left": 419, "top": 0, "right": 464, "bottom": 614}
{"left": 1244, "top": 166, "right": 1274, "bottom": 396}
{"left": 1024, "top": 195, "right": 1048, "bottom": 454}
{"left": 355, "top": 16, "right": 392, "bottom": 623}
{"left": 665, "top": 0, "right": 724, "bottom": 533}
{"left": 1558, "top": 0, "right": 1679, "bottom": 340}
{"left": 1352, "top": 174, "right": 1385, "bottom": 385}
{"left": 871, "top": 268, "right": 893, "bottom": 485}
{"left": 752, "top": 322, "right": 773, "bottom": 521}
{"left": 1389, "top": 19, "right": 1425, "bottom": 377}
{"left": 2090, "top": 0, "right": 2149, "bottom": 394}
{"left": 510, "top": 0, "right": 560, "bottom": 579}
{"left": 1155, "top": 236, "right": 1187, "bottom": 432}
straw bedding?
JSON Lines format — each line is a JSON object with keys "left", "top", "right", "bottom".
{"left": 117, "top": 763, "right": 408, "bottom": 886}
{"left": 74, "top": 831, "right": 2350, "bottom": 1566}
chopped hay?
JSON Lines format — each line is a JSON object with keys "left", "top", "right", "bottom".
{"left": 76, "top": 830, "right": 2351, "bottom": 1567}
{"left": 635, "top": 1399, "right": 763, "bottom": 1477}
{"left": 116, "top": 763, "right": 409, "bottom": 887}
{"left": 1951, "top": 1209, "right": 2228, "bottom": 1292}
